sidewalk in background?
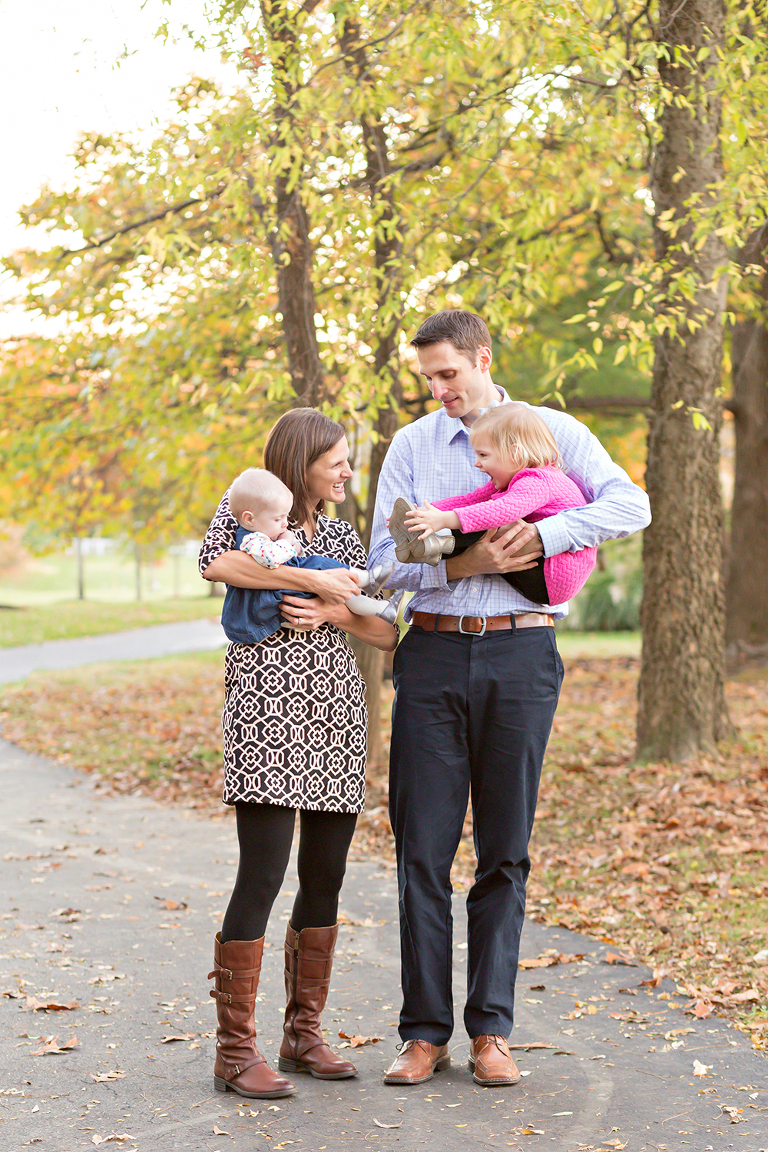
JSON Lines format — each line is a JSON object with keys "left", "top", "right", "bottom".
{"left": 0, "top": 619, "right": 227, "bottom": 684}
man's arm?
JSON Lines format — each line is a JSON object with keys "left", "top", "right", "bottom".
{"left": 368, "top": 435, "right": 455, "bottom": 591}
{"left": 368, "top": 432, "right": 542, "bottom": 587}
{"left": 536, "top": 409, "right": 651, "bottom": 557}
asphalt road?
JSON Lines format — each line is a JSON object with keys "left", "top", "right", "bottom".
{"left": 1, "top": 733, "right": 766, "bottom": 1152}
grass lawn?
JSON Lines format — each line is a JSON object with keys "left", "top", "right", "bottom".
{"left": 0, "top": 598, "right": 222, "bottom": 647}
{"left": 1, "top": 639, "right": 766, "bottom": 1048}
{"left": 0, "top": 546, "right": 205, "bottom": 607}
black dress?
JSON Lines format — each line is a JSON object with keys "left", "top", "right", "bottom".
{"left": 199, "top": 493, "right": 368, "bottom": 813}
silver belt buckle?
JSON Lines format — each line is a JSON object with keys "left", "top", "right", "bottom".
{"left": 459, "top": 614, "right": 486, "bottom": 636}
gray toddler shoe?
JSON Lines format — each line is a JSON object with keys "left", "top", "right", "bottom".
{"left": 388, "top": 498, "right": 456, "bottom": 567}
{"left": 358, "top": 561, "right": 395, "bottom": 596}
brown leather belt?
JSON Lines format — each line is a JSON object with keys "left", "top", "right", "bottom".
{"left": 410, "top": 611, "right": 554, "bottom": 636}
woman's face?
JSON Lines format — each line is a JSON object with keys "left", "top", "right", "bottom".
{"left": 305, "top": 437, "right": 353, "bottom": 506}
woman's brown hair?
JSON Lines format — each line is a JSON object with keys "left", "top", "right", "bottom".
{"left": 263, "top": 408, "right": 346, "bottom": 525}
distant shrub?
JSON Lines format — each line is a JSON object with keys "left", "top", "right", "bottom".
{"left": 562, "top": 534, "right": 642, "bottom": 632}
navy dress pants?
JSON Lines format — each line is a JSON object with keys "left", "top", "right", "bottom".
{"left": 389, "top": 623, "right": 564, "bottom": 1045}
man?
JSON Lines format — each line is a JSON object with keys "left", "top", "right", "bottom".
{"left": 368, "top": 310, "right": 650, "bottom": 1087}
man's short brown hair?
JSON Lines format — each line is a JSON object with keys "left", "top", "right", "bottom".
{"left": 410, "top": 310, "right": 492, "bottom": 361}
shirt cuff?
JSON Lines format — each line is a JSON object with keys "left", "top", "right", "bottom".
{"left": 536, "top": 513, "right": 572, "bottom": 559}
{"left": 418, "top": 558, "right": 454, "bottom": 593}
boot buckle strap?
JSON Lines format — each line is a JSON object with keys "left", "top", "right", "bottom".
{"left": 210, "top": 988, "right": 256, "bottom": 1006}
{"left": 225, "top": 1053, "right": 266, "bottom": 1081}
{"left": 210, "top": 961, "right": 260, "bottom": 980}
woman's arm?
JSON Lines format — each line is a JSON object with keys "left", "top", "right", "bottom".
{"left": 280, "top": 593, "right": 398, "bottom": 652}
{"left": 202, "top": 552, "right": 361, "bottom": 605}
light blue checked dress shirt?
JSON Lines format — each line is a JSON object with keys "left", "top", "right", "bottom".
{"left": 368, "top": 388, "right": 651, "bottom": 621}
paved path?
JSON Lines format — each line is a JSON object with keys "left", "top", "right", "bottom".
{"left": 1, "top": 737, "right": 766, "bottom": 1152}
{"left": 0, "top": 620, "right": 227, "bottom": 684}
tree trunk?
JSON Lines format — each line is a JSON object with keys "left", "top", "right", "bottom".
{"left": 636, "top": 0, "right": 734, "bottom": 761}
{"left": 259, "top": 0, "right": 326, "bottom": 409}
{"left": 135, "top": 543, "right": 142, "bottom": 602}
{"left": 726, "top": 305, "right": 768, "bottom": 650}
{"left": 75, "top": 537, "right": 85, "bottom": 601}
{"left": 328, "top": 19, "right": 408, "bottom": 771}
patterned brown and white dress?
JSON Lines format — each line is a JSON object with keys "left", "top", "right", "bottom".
{"left": 199, "top": 493, "right": 368, "bottom": 813}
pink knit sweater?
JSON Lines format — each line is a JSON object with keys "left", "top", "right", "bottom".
{"left": 432, "top": 466, "right": 597, "bottom": 605}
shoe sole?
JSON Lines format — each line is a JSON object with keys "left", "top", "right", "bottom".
{"left": 383, "top": 1054, "right": 451, "bottom": 1084}
{"left": 277, "top": 1056, "right": 356, "bottom": 1079}
{"left": 467, "top": 1056, "right": 520, "bottom": 1086}
{"left": 213, "top": 1075, "right": 296, "bottom": 1098}
{"left": 388, "top": 499, "right": 427, "bottom": 562}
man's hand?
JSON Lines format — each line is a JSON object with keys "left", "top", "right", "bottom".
{"left": 446, "top": 520, "right": 543, "bottom": 579}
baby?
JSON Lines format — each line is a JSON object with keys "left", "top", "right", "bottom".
{"left": 388, "top": 403, "right": 596, "bottom": 607}
{"left": 222, "top": 468, "right": 402, "bottom": 645}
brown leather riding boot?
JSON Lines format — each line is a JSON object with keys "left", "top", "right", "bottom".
{"left": 277, "top": 924, "right": 357, "bottom": 1079}
{"left": 209, "top": 933, "right": 295, "bottom": 1098}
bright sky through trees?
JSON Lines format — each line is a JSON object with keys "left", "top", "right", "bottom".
{"left": 0, "top": 0, "right": 237, "bottom": 333}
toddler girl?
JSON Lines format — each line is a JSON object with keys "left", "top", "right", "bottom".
{"left": 389, "top": 403, "right": 596, "bottom": 607}
{"left": 222, "top": 467, "right": 401, "bottom": 644}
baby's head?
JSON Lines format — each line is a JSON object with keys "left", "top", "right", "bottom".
{"left": 229, "top": 468, "right": 294, "bottom": 540}
{"left": 469, "top": 403, "right": 560, "bottom": 488}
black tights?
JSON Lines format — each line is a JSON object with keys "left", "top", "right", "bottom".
{"left": 220, "top": 803, "right": 357, "bottom": 944}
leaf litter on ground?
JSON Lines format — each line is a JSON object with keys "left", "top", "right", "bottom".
{"left": 3, "top": 651, "right": 768, "bottom": 1048}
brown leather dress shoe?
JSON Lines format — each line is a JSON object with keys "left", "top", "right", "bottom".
{"left": 383, "top": 1039, "right": 450, "bottom": 1084}
{"left": 468, "top": 1035, "right": 521, "bottom": 1086}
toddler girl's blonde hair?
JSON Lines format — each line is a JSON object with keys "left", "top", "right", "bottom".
{"left": 470, "top": 403, "right": 561, "bottom": 471}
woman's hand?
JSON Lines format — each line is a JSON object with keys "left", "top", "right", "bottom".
{"left": 280, "top": 594, "right": 345, "bottom": 631}
{"left": 310, "top": 568, "right": 362, "bottom": 604}
{"left": 404, "top": 501, "right": 459, "bottom": 540}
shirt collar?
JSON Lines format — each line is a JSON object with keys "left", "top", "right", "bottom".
{"left": 440, "top": 385, "right": 511, "bottom": 444}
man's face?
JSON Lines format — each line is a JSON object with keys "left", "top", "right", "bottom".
{"left": 416, "top": 341, "right": 493, "bottom": 422}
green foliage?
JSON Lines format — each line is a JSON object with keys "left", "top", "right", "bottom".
{"left": 563, "top": 536, "right": 643, "bottom": 633}
{"left": 1, "top": 1, "right": 767, "bottom": 544}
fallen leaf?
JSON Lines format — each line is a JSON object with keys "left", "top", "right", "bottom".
{"left": 91, "top": 1137, "right": 134, "bottom": 1146}
{"left": 693, "top": 1059, "right": 712, "bottom": 1077}
{"left": 160, "top": 1033, "right": 197, "bottom": 1043}
{"left": 686, "top": 999, "right": 713, "bottom": 1018}
{"left": 31, "top": 1034, "right": 78, "bottom": 1055}
{"left": 602, "top": 952, "right": 637, "bottom": 966}
{"left": 373, "top": 1119, "right": 403, "bottom": 1129}
{"left": 337, "top": 1031, "right": 382, "bottom": 1048}
{"left": 519, "top": 951, "right": 585, "bottom": 970}
{"left": 520, "top": 1126, "right": 545, "bottom": 1135}
{"left": 639, "top": 970, "right": 665, "bottom": 988}
{"left": 154, "top": 897, "right": 188, "bottom": 911}
{"left": 212, "top": 1126, "right": 229, "bottom": 1135}
{"left": 90, "top": 1070, "right": 126, "bottom": 1082}
{"left": 720, "top": 1105, "right": 743, "bottom": 1123}
{"left": 24, "top": 996, "right": 78, "bottom": 1012}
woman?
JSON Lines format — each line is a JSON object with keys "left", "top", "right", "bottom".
{"left": 199, "top": 409, "right": 397, "bottom": 1100}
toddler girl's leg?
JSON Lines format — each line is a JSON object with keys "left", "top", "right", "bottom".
{"left": 221, "top": 803, "right": 296, "bottom": 942}
{"left": 501, "top": 556, "right": 551, "bottom": 605}
{"left": 291, "top": 810, "right": 358, "bottom": 930}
